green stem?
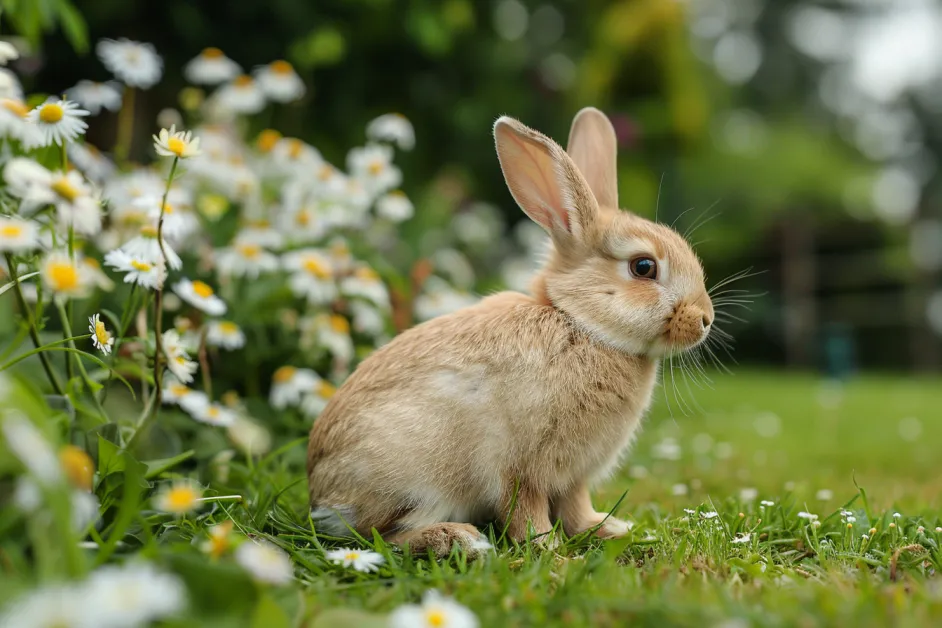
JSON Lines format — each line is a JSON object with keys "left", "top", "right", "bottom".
{"left": 100, "top": 284, "right": 140, "bottom": 405}
{"left": 150, "top": 157, "right": 179, "bottom": 424}
{"left": 198, "top": 326, "right": 212, "bottom": 398}
{"left": 0, "top": 334, "right": 91, "bottom": 371}
{"left": 114, "top": 86, "right": 136, "bottom": 165}
{"left": 3, "top": 253, "right": 63, "bottom": 394}
{"left": 55, "top": 300, "right": 108, "bottom": 419}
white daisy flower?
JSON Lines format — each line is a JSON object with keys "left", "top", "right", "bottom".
{"left": 153, "top": 480, "right": 203, "bottom": 514}
{"left": 797, "top": 511, "right": 819, "bottom": 521}
{"left": 173, "top": 278, "right": 227, "bottom": 316}
{"left": 700, "top": 511, "right": 719, "bottom": 519}
{"left": 0, "top": 98, "right": 42, "bottom": 145}
{"left": 414, "top": 278, "right": 479, "bottom": 321}
{"left": 236, "top": 540, "right": 293, "bottom": 585}
{"left": 214, "top": 241, "right": 279, "bottom": 279}
{"left": 340, "top": 266, "right": 390, "bottom": 308}
{"left": 191, "top": 402, "right": 237, "bottom": 427}
{"left": 65, "top": 80, "right": 122, "bottom": 115}
{"left": 84, "top": 562, "right": 187, "bottom": 628}
{"left": 366, "top": 113, "right": 415, "bottom": 150}
{"left": 254, "top": 60, "right": 305, "bottom": 102}
{"left": 103, "top": 249, "right": 167, "bottom": 290}
{"left": 96, "top": 38, "right": 163, "bottom": 89}
{"left": 0, "top": 41, "right": 19, "bottom": 65}
{"left": 162, "top": 330, "right": 198, "bottom": 384}
{"left": 282, "top": 249, "right": 336, "bottom": 305}
{"left": 68, "top": 142, "right": 116, "bottom": 183}
{"left": 153, "top": 124, "right": 202, "bottom": 159}
{"left": 161, "top": 374, "right": 206, "bottom": 408}
{"left": 40, "top": 252, "right": 92, "bottom": 300}
{"left": 226, "top": 415, "right": 272, "bottom": 457}
{"left": 0, "top": 217, "right": 38, "bottom": 252}
{"left": 300, "top": 380, "right": 337, "bottom": 419}
{"left": 0, "top": 68, "right": 22, "bottom": 101}
{"left": 201, "top": 521, "right": 235, "bottom": 558}
{"left": 184, "top": 47, "right": 242, "bottom": 85}
{"left": 324, "top": 548, "right": 385, "bottom": 573}
{"left": 118, "top": 225, "right": 183, "bottom": 270}
{"left": 311, "top": 314, "right": 354, "bottom": 364}
{"left": 88, "top": 313, "right": 115, "bottom": 355}
{"left": 26, "top": 99, "right": 89, "bottom": 147}
{"left": 12, "top": 168, "right": 102, "bottom": 235}
{"left": 0, "top": 584, "right": 90, "bottom": 628}
{"left": 270, "top": 137, "right": 322, "bottom": 173}
{"left": 731, "top": 533, "right": 752, "bottom": 544}
{"left": 349, "top": 300, "right": 387, "bottom": 336}
{"left": 133, "top": 196, "right": 199, "bottom": 241}
{"left": 214, "top": 75, "right": 266, "bottom": 114}
{"left": 376, "top": 190, "right": 414, "bottom": 222}
{"left": 760, "top": 500, "right": 775, "bottom": 507}
{"left": 389, "top": 591, "right": 479, "bottom": 628}
{"left": 206, "top": 320, "right": 245, "bottom": 350}
{"left": 347, "top": 143, "right": 402, "bottom": 195}
{"left": 1, "top": 412, "right": 61, "bottom": 484}
{"left": 269, "top": 366, "right": 321, "bottom": 410}
{"left": 3, "top": 156, "right": 51, "bottom": 195}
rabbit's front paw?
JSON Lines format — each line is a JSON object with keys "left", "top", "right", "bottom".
{"left": 591, "top": 515, "right": 633, "bottom": 539}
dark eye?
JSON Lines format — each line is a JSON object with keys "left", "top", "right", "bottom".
{"left": 629, "top": 257, "right": 658, "bottom": 280}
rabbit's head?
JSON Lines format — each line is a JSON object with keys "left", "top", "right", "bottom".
{"left": 494, "top": 108, "right": 712, "bottom": 358}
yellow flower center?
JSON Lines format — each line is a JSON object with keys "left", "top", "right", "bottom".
{"left": 389, "top": 189, "right": 407, "bottom": 198}
{"left": 94, "top": 319, "right": 110, "bottom": 345}
{"left": 355, "top": 267, "right": 380, "bottom": 282}
{"left": 51, "top": 177, "right": 80, "bottom": 202}
{"left": 175, "top": 356, "right": 188, "bottom": 365}
{"left": 167, "top": 137, "right": 186, "bottom": 156}
{"left": 207, "top": 406, "right": 220, "bottom": 419}
{"left": 1, "top": 224, "right": 23, "bottom": 238}
{"left": 425, "top": 610, "right": 446, "bottom": 627}
{"left": 270, "top": 60, "right": 294, "bottom": 75}
{"left": 202, "top": 47, "right": 224, "bottom": 59}
{"left": 318, "top": 381, "right": 336, "bottom": 399}
{"left": 219, "top": 321, "right": 239, "bottom": 334}
{"left": 330, "top": 242, "right": 350, "bottom": 257}
{"left": 234, "top": 75, "right": 253, "bottom": 88}
{"left": 256, "top": 129, "right": 281, "bottom": 153}
{"left": 273, "top": 366, "right": 296, "bottom": 383}
{"left": 303, "top": 258, "right": 330, "bottom": 278}
{"left": 237, "top": 243, "right": 261, "bottom": 259}
{"left": 317, "top": 165, "right": 334, "bottom": 181}
{"left": 170, "top": 384, "right": 190, "bottom": 396}
{"left": 329, "top": 315, "right": 349, "bottom": 334}
{"left": 207, "top": 521, "right": 233, "bottom": 558}
{"left": 84, "top": 257, "right": 101, "bottom": 269}
{"left": 1, "top": 99, "right": 29, "bottom": 117}
{"left": 344, "top": 551, "right": 359, "bottom": 561}
{"left": 59, "top": 445, "right": 95, "bottom": 491}
{"left": 296, "top": 211, "right": 311, "bottom": 227}
{"left": 162, "top": 203, "right": 175, "bottom": 214}
{"left": 130, "top": 260, "right": 152, "bottom": 272}
{"left": 165, "top": 486, "right": 199, "bottom": 511}
{"left": 286, "top": 139, "right": 304, "bottom": 160}
{"left": 39, "top": 103, "right": 64, "bottom": 124}
{"left": 140, "top": 225, "right": 158, "bottom": 238}
{"left": 368, "top": 160, "right": 384, "bottom": 176}
{"left": 48, "top": 262, "right": 79, "bottom": 292}
{"left": 191, "top": 280, "right": 214, "bottom": 298}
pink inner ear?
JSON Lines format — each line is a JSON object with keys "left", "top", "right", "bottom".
{"left": 503, "top": 130, "right": 571, "bottom": 233}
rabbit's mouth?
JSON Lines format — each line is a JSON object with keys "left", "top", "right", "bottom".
{"left": 653, "top": 303, "right": 713, "bottom": 355}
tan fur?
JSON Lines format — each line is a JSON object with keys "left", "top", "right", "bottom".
{"left": 307, "top": 108, "right": 713, "bottom": 554}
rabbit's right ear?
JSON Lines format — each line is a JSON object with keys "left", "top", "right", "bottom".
{"left": 493, "top": 116, "right": 600, "bottom": 247}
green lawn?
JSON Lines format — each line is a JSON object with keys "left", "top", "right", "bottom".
{"left": 3, "top": 370, "right": 941, "bottom": 627}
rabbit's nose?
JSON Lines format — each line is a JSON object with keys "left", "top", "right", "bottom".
{"left": 701, "top": 314, "right": 713, "bottom": 329}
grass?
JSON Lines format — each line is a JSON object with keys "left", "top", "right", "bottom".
{"left": 3, "top": 369, "right": 941, "bottom": 627}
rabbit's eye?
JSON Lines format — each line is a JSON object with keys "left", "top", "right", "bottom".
{"left": 629, "top": 257, "right": 658, "bottom": 280}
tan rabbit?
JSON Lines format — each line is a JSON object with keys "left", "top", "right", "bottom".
{"left": 307, "top": 107, "right": 714, "bottom": 555}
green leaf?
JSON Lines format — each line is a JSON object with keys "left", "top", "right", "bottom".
{"left": 95, "top": 448, "right": 146, "bottom": 565}
{"left": 97, "top": 434, "right": 124, "bottom": 478}
{"left": 55, "top": 0, "right": 89, "bottom": 53}
{"left": 310, "top": 609, "right": 388, "bottom": 628}
{"left": 0, "top": 271, "right": 40, "bottom": 297}
{"left": 251, "top": 593, "right": 292, "bottom": 628}
{"left": 0, "top": 345, "right": 136, "bottom": 398}
{"left": 143, "top": 450, "right": 196, "bottom": 479}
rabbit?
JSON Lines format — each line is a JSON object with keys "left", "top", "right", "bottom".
{"left": 307, "top": 107, "right": 714, "bottom": 555}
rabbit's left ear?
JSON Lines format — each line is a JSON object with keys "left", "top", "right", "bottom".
{"left": 566, "top": 107, "right": 618, "bottom": 209}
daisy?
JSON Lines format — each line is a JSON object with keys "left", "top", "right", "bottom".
{"left": 0, "top": 217, "right": 38, "bottom": 252}
{"left": 153, "top": 480, "right": 203, "bottom": 514}
{"left": 96, "top": 38, "right": 163, "bottom": 89}
{"left": 214, "top": 241, "right": 279, "bottom": 279}
{"left": 254, "top": 60, "right": 305, "bottom": 102}
{"left": 84, "top": 562, "right": 187, "bottom": 628}
{"left": 162, "top": 330, "right": 198, "bottom": 383}
{"left": 119, "top": 225, "right": 183, "bottom": 270}
{"left": 255, "top": 128, "right": 281, "bottom": 153}
{"left": 173, "top": 278, "right": 227, "bottom": 315}
{"left": 376, "top": 190, "right": 414, "bottom": 222}
{"left": 700, "top": 511, "right": 719, "bottom": 519}
{"left": 226, "top": 415, "right": 272, "bottom": 456}
{"left": 65, "top": 80, "right": 122, "bottom": 115}
{"left": 206, "top": 320, "right": 246, "bottom": 350}
{"left": 237, "top": 221, "right": 285, "bottom": 248}
{"left": 389, "top": 591, "right": 479, "bottom": 628}
{"left": 57, "top": 444, "right": 94, "bottom": 491}
{"left": 81, "top": 256, "right": 115, "bottom": 293}
{"left": 270, "top": 137, "right": 322, "bottom": 172}
{"left": 88, "top": 313, "right": 115, "bottom": 355}
{"left": 366, "top": 113, "right": 415, "bottom": 150}
{"left": 760, "top": 500, "right": 775, "bottom": 507}
{"left": 340, "top": 266, "right": 390, "bottom": 308}
{"left": 161, "top": 374, "right": 202, "bottom": 406}
{"left": 103, "top": 249, "right": 167, "bottom": 290}
{"left": 413, "top": 280, "right": 478, "bottom": 321}
{"left": 324, "top": 548, "right": 385, "bottom": 573}
{"left": 191, "top": 402, "right": 237, "bottom": 427}
{"left": 300, "top": 380, "right": 337, "bottom": 418}
{"left": 40, "top": 252, "right": 92, "bottom": 300}
{"left": 184, "top": 47, "right": 241, "bottom": 85}
{"left": 282, "top": 249, "right": 336, "bottom": 305}
{"left": 269, "top": 366, "right": 321, "bottom": 409}
{"left": 0, "top": 98, "right": 41, "bottom": 145}
{"left": 214, "top": 75, "right": 266, "bottom": 114}
{"left": 349, "top": 301, "right": 387, "bottom": 336}
{"left": 26, "top": 99, "right": 89, "bottom": 147}
{"left": 1, "top": 413, "right": 61, "bottom": 484}
{"left": 731, "top": 533, "right": 752, "bottom": 544}
{"left": 68, "top": 142, "right": 116, "bottom": 183}
{"left": 3, "top": 156, "right": 51, "bottom": 196}
{"left": 201, "top": 521, "right": 235, "bottom": 558}
{"left": 0, "top": 41, "right": 19, "bottom": 65}
{"left": 132, "top": 196, "right": 199, "bottom": 241}
{"left": 347, "top": 143, "right": 402, "bottom": 194}
{"left": 235, "top": 540, "right": 293, "bottom": 585}
{"left": 0, "top": 584, "right": 91, "bottom": 628}
{"left": 153, "top": 124, "right": 202, "bottom": 159}
{"left": 312, "top": 314, "right": 354, "bottom": 363}
{"left": 797, "top": 511, "right": 819, "bottom": 521}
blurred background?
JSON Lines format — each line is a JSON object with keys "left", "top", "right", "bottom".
{"left": 9, "top": 0, "right": 942, "bottom": 373}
